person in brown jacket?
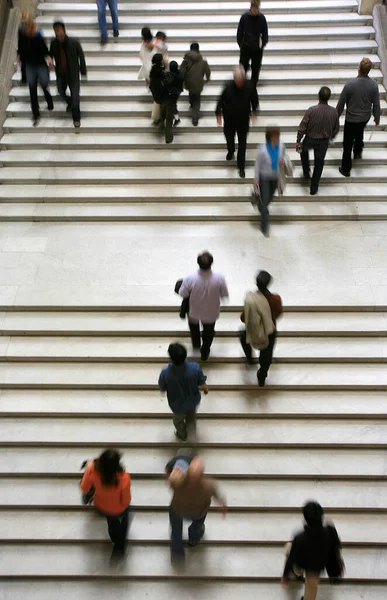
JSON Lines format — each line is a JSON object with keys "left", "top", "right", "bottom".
{"left": 165, "top": 452, "right": 227, "bottom": 560}
{"left": 180, "top": 42, "right": 211, "bottom": 126}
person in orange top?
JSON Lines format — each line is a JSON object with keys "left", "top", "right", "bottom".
{"left": 80, "top": 449, "right": 131, "bottom": 560}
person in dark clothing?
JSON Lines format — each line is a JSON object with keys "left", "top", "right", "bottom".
{"left": 158, "top": 342, "right": 209, "bottom": 442}
{"left": 215, "top": 65, "right": 259, "bottom": 178}
{"left": 237, "top": 0, "right": 268, "bottom": 84}
{"left": 281, "top": 501, "right": 344, "bottom": 600}
{"left": 17, "top": 12, "right": 36, "bottom": 85}
{"left": 50, "top": 21, "right": 87, "bottom": 129}
{"left": 22, "top": 19, "right": 54, "bottom": 127}
{"left": 165, "top": 61, "right": 184, "bottom": 127}
{"left": 181, "top": 42, "right": 211, "bottom": 126}
{"left": 149, "top": 53, "right": 174, "bottom": 144}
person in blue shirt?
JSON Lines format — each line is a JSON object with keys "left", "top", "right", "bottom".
{"left": 158, "top": 342, "right": 209, "bottom": 442}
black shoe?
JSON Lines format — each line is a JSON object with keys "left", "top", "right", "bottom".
{"left": 74, "top": 121, "right": 81, "bottom": 128}
{"left": 188, "top": 525, "right": 205, "bottom": 547}
{"left": 200, "top": 347, "right": 210, "bottom": 361}
{"left": 261, "top": 224, "right": 270, "bottom": 237}
{"left": 32, "top": 116, "right": 41, "bottom": 127}
{"left": 339, "top": 167, "right": 350, "bottom": 178}
{"left": 239, "top": 169, "right": 246, "bottom": 179}
{"left": 354, "top": 153, "right": 362, "bottom": 159}
{"left": 310, "top": 187, "right": 318, "bottom": 196}
{"left": 257, "top": 370, "right": 266, "bottom": 387}
{"left": 113, "top": 30, "right": 119, "bottom": 38}
{"left": 46, "top": 97, "right": 54, "bottom": 111}
{"left": 226, "top": 152, "right": 234, "bottom": 161}
{"left": 110, "top": 545, "right": 125, "bottom": 564}
{"left": 174, "top": 430, "right": 187, "bottom": 443}
{"left": 173, "top": 118, "right": 181, "bottom": 127}
{"left": 192, "top": 119, "right": 198, "bottom": 127}
{"left": 101, "top": 37, "right": 108, "bottom": 45}
{"left": 302, "top": 173, "right": 310, "bottom": 180}
{"left": 166, "top": 138, "right": 173, "bottom": 144}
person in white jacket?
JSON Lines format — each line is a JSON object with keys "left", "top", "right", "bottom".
{"left": 138, "top": 27, "right": 156, "bottom": 86}
{"left": 253, "top": 126, "right": 287, "bottom": 236}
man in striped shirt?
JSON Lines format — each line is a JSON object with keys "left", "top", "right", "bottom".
{"left": 296, "top": 87, "right": 340, "bottom": 196}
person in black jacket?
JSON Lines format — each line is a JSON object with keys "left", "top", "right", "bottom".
{"left": 282, "top": 501, "right": 344, "bottom": 600}
{"left": 237, "top": 0, "right": 268, "bottom": 84}
{"left": 50, "top": 21, "right": 87, "bottom": 129}
{"left": 149, "top": 53, "right": 174, "bottom": 144}
{"left": 215, "top": 65, "right": 259, "bottom": 178}
{"left": 165, "top": 61, "right": 184, "bottom": 127}
{"left": 22, "top": 19, "right": 54, "bottom": 127}
{"left": 17, "top": 12, "right": 34, "bottom": 85}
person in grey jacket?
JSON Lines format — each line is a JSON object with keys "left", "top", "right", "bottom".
{"left": 337, "top": 58, "right": 381, "bottom": 177}
{"left": 253, "top": 126, "right": 288, "bottom": 236}
{"left": 181, "top": 43, "right": 211, "bottom": 126}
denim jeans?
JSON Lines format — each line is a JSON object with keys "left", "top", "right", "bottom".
{"left": 96, "top": 0, "right": 119, "bottom": 40}
{"left": 57, "top": 74, "right": 81, "bottom": 122}
{"left": 26, "top": 63, "right": 52, "bottom": 119}
{"left": 258, "top": 178, "right": 277, "bottom": 232}
{"left": 169, "top": 505, "right": 206, "bottom": 556}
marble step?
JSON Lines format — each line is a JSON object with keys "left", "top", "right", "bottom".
{"left": 0, "top": 544, "right": 383, "bottom": 580}
{"left": 1, "top": 583, "right": 386, "bottom": 600}
{"left": 0, "top": 477, "right": 385, "bottom": 508}
{"left": 35, "top": 13, "right": 374, "bottom": 27}
{"left": 38, "top": 0, "right": 360, "bottom": 14}
{"left": 0, "top": 510, "right": 385, "bottom": 544}
{"left": 0, "top": 362, "right": 385, "bottom": 389}
{"left": 2, "top": 148, "right": 387, "bottom": 167}
{"left": 1, "top": 165, "right": 387, "bottom": 185}
{"left": 2, "top": 201, "right": 387, "bottom": 222}
{"left": 0, "top": 389, "right": 385, "bottom": 418}
{"left": 0, "top": 310, "right": 385, "bottom": 335}
{"left": 1, "top": 182, "right": 387, "bottom": 202}
{"left": 2, "top": 131, "right": 387, "bottom": 150}
{"left": 1, "top": 336, "right": 387, "bottom": 362}
{"left": 1, "top": 443, "right": 386, "bottom": 473}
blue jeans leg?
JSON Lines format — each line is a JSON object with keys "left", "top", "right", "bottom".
{"left": 169, "top": 505, "right": 184, "bottom": 557}
{"left": 259, "top": 178, "right": 277, "bottom": 232}
{"left": 96, "top": 0, "right": 107, "bottom": 39}
{"left": 188, "top": 514, "right": 206, "bottom": 543}
{"left": 107, "top": 0, "right": 119, "bottom": 32}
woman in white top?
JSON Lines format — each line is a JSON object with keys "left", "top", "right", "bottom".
{"left": 138, "top": 27, "right": 156, "bottom": 85}
{"left": 254, "top": 126, "right": 288, "bottom": 236}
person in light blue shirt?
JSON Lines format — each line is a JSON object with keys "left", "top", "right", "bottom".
{"left": 158, "top": 343, "right": 209, "bottom": 442}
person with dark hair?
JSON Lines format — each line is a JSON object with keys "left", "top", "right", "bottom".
{"left": 165, "top": 60, "right": 184, "bottom": 126}
{"left": 158, "top": 342, "right": 208, "bottom": 442}
{"left": 149, "top": 53, "right": 174, "bottom": 143}
{"left": 138, "top": 27, "right": 155, "bottom": 85}
{"left": 337, "top": 58, "right": 380, "bottom": 177}
{"left": 296, "top": 87, "right": 340, "bottom": 195}
{"left": 179, "top": 252, "right": 229, "bottom": 361}
{"left": 181, "top": 42, "right": 211, "bottom": 126}
{"left": 237, "top": 0, "right": 268, "bottom": 84}
{"left": 240, "top": 270, "right": 282, "bottom": 386}
{"left": 253, "top": 125, "right": 290, "bottom": 236}
{"left": 96, "top": 0, "right": 119, "bottom": 45}
{"left": 165, "top": 455, "right": 227, "bottom": 561}
{"left": 22, "top": 18, "right": 54, "bottom": 127}
{"left": 50, "top": 21, "right": 87, "bottom": 129}
{"left": 281, "top": 501, "right": 344, "bottom": 600}
{"left": 216, "top": 65, "right": 259, "bottom": 178}
{"left": 80, "top": 449, "right": 131, "bottom": 561}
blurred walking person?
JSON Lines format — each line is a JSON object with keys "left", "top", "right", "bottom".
{"left": 179, "top": 251, "right": 229, "bottom": 361}
{"left": 216, "top": 65, "right": 259, "bottom": 178}
{"left": 158, "top": 342, "right": 209, "bottom": 442}
{"left": 240, "top": 270, "right": 282, "bottom": 386}
{"left": 149, "top": 53, "right": 174, "bottom": 143}
{"left": 165, "top": 455, "right": 227, "bottom": 561}
{"left": 237, "top": 0, "right": 268, "bottom": 84}
{"left": 181, "top": 42, "right": 211, "bottom": 126}
{"left": 96, "top": 0, "right": 119, "bottom": 44}
{"left": 81, "top": 449, "right": 131, "bottom": 561}
{"left": 17, "top": 11, "right": 37, "bottom": 84}
{"left": 165, "top": 61, "right": 184, "bottom": 126}
{"left": 296, "top": 86, "right": 339, "bottom": 196}
{"left": 281, "top": 501, "right": 344, "bottom": 600}
{"left": 337, "top": 58, "right": 380, "bottom": 177}
{"left": 22, "top": 18, "right": 54, "bottom": 127}
{"left": 138, "top": 27, "right": 155, "bottom": 86}
{"left": 50, "top": 21, "right": 87, "bottom": 129}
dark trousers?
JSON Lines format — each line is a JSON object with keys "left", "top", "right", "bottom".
{"left": 239, "top": 46, "right": 263, "bottom": 83}
{"left": 301, "top": 136, "right": 329, "bottom": 192}
{"left": 189, "top": 91, "right": 201, "bottom": 124}
{"left": 57, "top": 74, "right": 81, "bottom": 122}
{"left": 160, "top": 101, "right": 174, "bottom": 143}
{"left": 21, "top": 59, "right": 27, "bottom": 84}
{"left": 341, "top": 119, "right": 368, "bottom": 173}
{"left": 173, "top": 410, "right": 197, "bottom": 440}
{"left": 189, "top": 319, "right": 215, "bottom": 357}
{"left": 26, "top": 63, "right": 52, "bottom": 120}
{"left": 169, "top": 505, "right": 207, "bottom": 556}
{"left": 258, "top": 177, "right": 277, "bottom": 232}
{"left": 106, "top": 507, "right": 129, "bottom": 553}
{"left": 224, "top": 121, "right": 249, "bottom": 170}
{"left": 240, "top": 329, "right": 277, "bottom": 378}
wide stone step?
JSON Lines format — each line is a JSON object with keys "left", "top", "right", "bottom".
{"left": 0, "top": 510, "right": 384, "bottom": 543}
{"left": 0, "top": 389, "right": 385, "bottom": 418}
{"left": 0, "top": 478, "right": 385, "bottom": 508}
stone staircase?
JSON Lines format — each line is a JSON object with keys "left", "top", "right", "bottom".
{"left": 0, "top": 0, "right": 387, "bottom": 598}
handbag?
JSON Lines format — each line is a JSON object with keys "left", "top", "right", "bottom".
{"left": 250, "top": 186, "right": 262, "bottom": 210}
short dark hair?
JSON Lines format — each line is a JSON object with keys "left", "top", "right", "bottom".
{"left": 256, "top": 270, "right": 272, "bottom": 291}
{"left": 318, "top": 86, "right": 331, "bottom": 102}
{"left": 168, "top": 342, "right": 187, "bottom": 365}
{"left": 152, "top": 53, "right": 163, "bottom": 66}
{"left": 156, "top": 31, "right": 166, "bottom": 41}
{"left": 359, "top": 57, "right": 373, "bottom": 76}
{"left": 190, "top": 42, "right": 199, "bottom": 51}
{"left": 197, "top": 251, "right": 214, "bottom": 270}
{"left": 169, "top": 60, "right": 179, "bottom": 72}
{"left": 303, "top": 501, "right": 324, "bottom": 528}
{"left": 265, "top": 126, "right": 280, "bottom": 143}
{"left": 141, "top": 27, "right": 153, "bottom": 41}
{"left": 53, "top": 20, "right": 65, "bottom": 30}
